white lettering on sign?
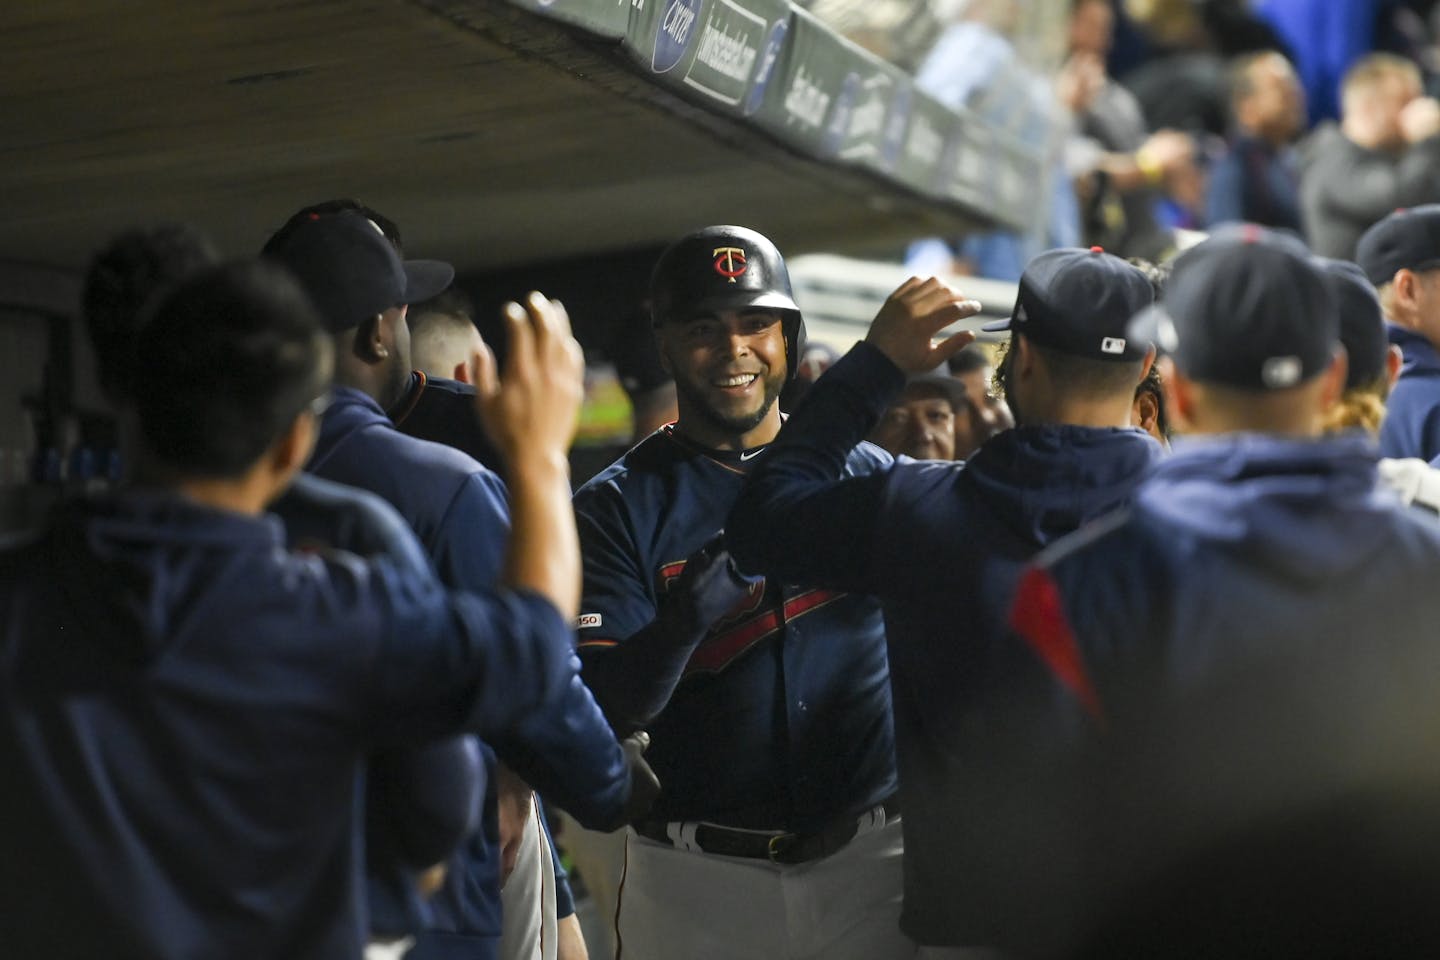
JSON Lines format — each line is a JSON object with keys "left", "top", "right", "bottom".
{"left": 784, "top": 66, "right": 830, "bottom": 128}
{"left": 906, "top": 113, "right": 943, "bottom": 166}
{"left": 694, "top": 17, "right": 758, "bottom": 83}
{"left": 663, "top": 1, "right": 695, "bottom": 46}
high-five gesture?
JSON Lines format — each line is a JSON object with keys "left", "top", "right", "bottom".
{"left": 865, "top": 277, "right": 983, "bottom": 373}
{"left": 471, "top": 290, "right": 586, "bottom": 619}
{"left": 470, "top": 291, "right": 585, "bottom": 471}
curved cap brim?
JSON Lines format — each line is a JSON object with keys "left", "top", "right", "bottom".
{"left": 403, "top": 259, "right": 454, "bottom": 305}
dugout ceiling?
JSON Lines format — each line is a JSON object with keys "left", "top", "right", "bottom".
{"left": 0, "top": 0, "right": 1049, "bottom": 274}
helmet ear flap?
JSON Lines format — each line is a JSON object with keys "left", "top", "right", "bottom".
{"left": 782, "top": 310, "right": 806, "bottom": 383}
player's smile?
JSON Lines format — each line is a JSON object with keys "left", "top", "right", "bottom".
{"left": 709, "top": 370, "right": 762, "bottom": 396}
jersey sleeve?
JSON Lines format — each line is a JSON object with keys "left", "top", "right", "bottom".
{"left": 359, "top": 555, "right": 633, "bottom": 831}
{"left": 573, "top": 481, "right": 656, "bottom": 651}
{"left": 727, "top": 341, "right": 899, "bottom": 592}
{"left": 429, "top": 470, "right": 512, "bottom": 593}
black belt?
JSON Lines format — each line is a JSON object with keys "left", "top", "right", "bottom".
{"left": 634, "top": 796, "right": 899, "bottom": 865}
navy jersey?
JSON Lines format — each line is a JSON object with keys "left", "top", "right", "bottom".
{"left": 726, "top": 341, "right": 1161, "bottom": 946}
{"left": 389, "top": 372, "right": 505, "bottom": 475}
{"left": 1378, "top": 325, "right": 1440, "bottom": 461}
{"left": 0, "top": 491, "right": 597, "bottom": 960}
{"left": 574, "top": 425, "right": 897, "bottom": 833}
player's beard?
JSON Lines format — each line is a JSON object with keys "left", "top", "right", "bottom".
{"left": 673, "top": 363, "right": 785, "bottom": 439}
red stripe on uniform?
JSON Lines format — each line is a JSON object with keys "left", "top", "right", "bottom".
{"left": 684, "top": 611, "right": 782, "bottom": 675}
{"left": 682, "top": 589, "right": 844, "bottom": 676}
{"left": 1009, "top": 567, "right": 1105, "bottom": 724}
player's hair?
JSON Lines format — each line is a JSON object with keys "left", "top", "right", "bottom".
{"left": 409, "top": 289, "right": 481, "bottom": 379}
{"left": 262, "top": 199, "right": 405, "bottom": 256}
{"left": 1128, "top": 257, "right": 1171, "bottom": 299}
{"left": 1341, "top": 53, "right": 1421, "bottom": 105}
{"left": 130, "top": 260, "right": 331, "bottom": 478}
{"left": 994, "top": 337, "right": 1145, "bottom": 408}
{"left": 947, "top": 342, "right": 993, "bottom": 377}
{"left": 1321, "top": 377, "right": 1390, "bottom": 435}
{"left": 82, "top": 224, "right": 219, "bottom": 401}
{"left": 1038, "top": 342, "right": 1147, "bottom": 399}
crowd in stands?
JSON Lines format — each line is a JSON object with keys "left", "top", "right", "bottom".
{"left": 909, "top": 0, "right": 1440, "bottom": 277}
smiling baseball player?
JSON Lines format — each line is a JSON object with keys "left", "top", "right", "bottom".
{"left": 572, "top": 225, "right": 911, "bottom": 959}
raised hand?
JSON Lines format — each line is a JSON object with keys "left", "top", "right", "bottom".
{"left": 470, "top": 291, "right": 585, "bottom": 471}
{"left": 865, "top": 277, "right": 982, "bottom": 374}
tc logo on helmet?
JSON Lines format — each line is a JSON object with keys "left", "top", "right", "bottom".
{"left": 713, "top": 246, "right": 747, "bottom": 283}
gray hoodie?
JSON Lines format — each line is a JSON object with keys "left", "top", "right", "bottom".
{"left": 1298, "top": 122, "right": 1440, "bottom": 258}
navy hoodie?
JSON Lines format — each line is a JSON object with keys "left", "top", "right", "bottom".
{"left": 0, "top": 491, "right": 597, "bottom": 959}
{"left": 1005, "top": 433, "right": 1440, "bottom": 954}
{"left": 727, "top": 341, "right": 1162, "bottom": 946}
{"left": 1378, "top": 324, "right": 1440, "bottom": 461}
{"left": 1021, "top": 433, "right": 1440, "bottom": 709}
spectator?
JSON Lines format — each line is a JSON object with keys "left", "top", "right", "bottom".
{"left": 869, "top": 375, "right": 967, "bottom": 461}
{"left": 1064, "top": 0, "right": 1197, "bottom": 260}
{"left": 1299, "top": 53, "right": 1440, "bottom": 258}
{"left": 1206, "top": 51, "right": 1307, "bottom": 232}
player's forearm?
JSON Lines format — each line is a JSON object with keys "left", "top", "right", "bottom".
{"left": 581, "top": 619, "right": 703, "bottom": 736}
{"left": 502, "top": 453, "right": 580, "bottom": 621}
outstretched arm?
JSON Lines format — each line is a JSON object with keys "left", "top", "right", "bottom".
{"left": 728, "top": 278, "right": 981, "bottom": 591}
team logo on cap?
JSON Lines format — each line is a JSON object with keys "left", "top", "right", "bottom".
{"left": 1261, "top": 355, "right": 1303, "bottom": 388}
{"left": 1101, "top": 337, "right": 1127, "bottom": 355}
{"left": 713, "top": 246, "right": 747, "bottom": 283}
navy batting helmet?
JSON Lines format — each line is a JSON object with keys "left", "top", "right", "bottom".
{"left": 649, "top": 225, "right": 806, "bottom": 382}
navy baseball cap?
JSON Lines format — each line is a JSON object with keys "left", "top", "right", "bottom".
{"left": 264, "top": 211, "right": 453, "bottom": 333}
{"left": 1128, "top": 225, "right": 1338, "bottom": 390}
{"left": 1315, "top": 257, "right": 1388, "bottom": 388}
{"left": 1355, "top": 205, "right": 1440, "bottom": 286}
{"left": 982, "top": 246, "right": 1154, "bottom": 362}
